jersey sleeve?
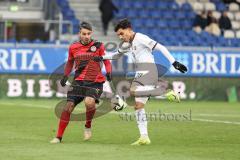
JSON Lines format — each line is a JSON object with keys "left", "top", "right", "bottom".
{"left": 64, "top": 45, "right": 74, "bottom": 76}
{"left": 138, "top": 34, "right": 158, "bottom": 50}
{"left": 99, "top": 44, "right": 112, "bottom": 73}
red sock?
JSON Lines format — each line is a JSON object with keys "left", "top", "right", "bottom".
{"left": 56, "top": 110, "right": 71, "bottom": 138}
{"left": 85, "top": 107, "right": 96, "bottom": 128}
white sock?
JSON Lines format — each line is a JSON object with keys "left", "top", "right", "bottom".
{"left": 135, "top": 108, "right": 148, "bottom": 138}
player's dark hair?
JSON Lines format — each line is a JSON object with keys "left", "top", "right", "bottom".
{"left": 114, "top": 18, "right": 132, "bottom": 32}
{"left": 80, "top": 21, "right": 92, "bottom": 31}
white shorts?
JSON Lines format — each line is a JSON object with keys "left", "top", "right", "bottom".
{"left": 131, "top": 64, "right": 158, "bottom": 105}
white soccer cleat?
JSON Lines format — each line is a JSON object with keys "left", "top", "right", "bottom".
{"left": 83, "top": 128, "right": 92, "bottom": 141}
{"left": 50, "top": 137, "right": 61, "bottom": 144}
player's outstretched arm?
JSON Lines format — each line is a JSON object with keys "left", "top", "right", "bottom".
{"left": 60, "top": 47, "right": 74, "bottom": 87}
{"left": 93, "top": 41, "right": 131, "bottom": 61}
{"left": 154, "top": 43, "right": 187, "bottom": 73}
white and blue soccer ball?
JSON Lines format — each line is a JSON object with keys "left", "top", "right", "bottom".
{"left": 111, "top": 95, "right": 127, "bottom": 111}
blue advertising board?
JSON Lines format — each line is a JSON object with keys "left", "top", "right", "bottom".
{"left": 0, "top": 47, "right": 239, "bottom": 77}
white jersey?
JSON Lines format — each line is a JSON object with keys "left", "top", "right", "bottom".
{"left": 129, "top": 33, "right": 157, "bottom": 63}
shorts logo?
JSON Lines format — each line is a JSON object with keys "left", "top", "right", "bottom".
{"left": 90, "top": 46, "right": 97, "bottom": 52}
{"left": 95, "top": 88, "right": 100, "bottom": 94}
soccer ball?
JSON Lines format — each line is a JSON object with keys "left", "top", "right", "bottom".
{"left": 111, "top": 95, "right": 127, "bottom": 111}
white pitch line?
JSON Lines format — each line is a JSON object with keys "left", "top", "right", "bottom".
{"left": 0, "top": 102, "right": 53, "bottom": 109}
{"left": 1, "top": 102, "right": 240, "bottom": 125}
{"left": 197, "top": 113, "right": 240, "bottom": 118}
{"left": 193, "top": 118, "right": 240, "bottom": 125}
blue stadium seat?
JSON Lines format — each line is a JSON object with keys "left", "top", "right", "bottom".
{"left": 132, "top": 19, "right": 144, "bottom": 28}
{"left": 33, "top": 39, "right": 43, "bottom": 44}
{"left": 122, "top": 0, "right": 132, "bottom": 9}
{"left": 133, "top": 1, "right": 144, "bottom": 9}
{"left": 175, "top": 11, "right": 185, "bottom": 19}
{"left": 230, "top": 38, "right": 240, "bottom": 47}
{"left": 181, "top": 20, "right": 192, "bottom": 29}
{"left": 139, "top": 10, "right": 150, "bottom": 18}
{"left": 127, "top": 10, "right": 138, "bottom": 18}
{"left": 115, "top": 10, "right": 126, "bottom": 19}
{"left": 150, "top": 10, "right": 161, "bottom": 18}
{"left": 186, "top": 12, "right": 196, "bottom": 20}
{"left": 7, "top": 38, "right": 16, "bottom": 43}
{"left": 156, "top": 2, "right": 168, "bottom": 10}
{"left": 215, "top": 3, "right": 227, "bottom": 12}
{"left": 148, "top": 28, "right": 160, "bottom": 36}
{"left": 60, "top": 40, "right": 69, "bottom": 44}
{"left": 146, "top": 1, "right": 155, "bottom": 9}
{"left": 169, "top": 2, "right": 180, "bottom": 10}
{"left": 156, "top": 20, "right": 168, "bottom": 28}
{"left": 46, "top": 40, "right": 56, "bottom": 44}
{"left": 145, "top": 19, "right": 155, "bottom": 28}
{"left": 19, "top": 38, "right": 30, "bottom": 43}
{"left": 162, "top": 12, "right": 174, "bottom": 19}
{"left": 168, "top": 20, "right": 180, "bottom": 29}
{"left": 181, "top": 3, "right": 192, "bottom": 11}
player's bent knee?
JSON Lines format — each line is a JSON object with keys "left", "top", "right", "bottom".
{"left": 130, "top": 88, "right": 136, "bottom": 96}
{"left": 64, "top": 101, "right": 75, "bottom": 113}
{"left": 135, "top": 101, "right": 145, "bottom": 110}
{"left": 84, "top": 97, "right": 95, "bottom": 107}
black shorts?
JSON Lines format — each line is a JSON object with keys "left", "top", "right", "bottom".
{"left": 67, "top": 80, "right": 103, "bottom": 106}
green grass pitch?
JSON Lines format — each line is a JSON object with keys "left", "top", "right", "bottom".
{"left": 0, "top": 99, "right": 240, "bottom": 160}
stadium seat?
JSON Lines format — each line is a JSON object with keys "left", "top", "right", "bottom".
{"left": 145, "top": 19, "right": 155, "bottom": 28}
{"left": 162, "top": 12, "right": 175, "bottom": 19}
{"left": 156, "top": 2, "right": 168, "bottom": 10}
{"left": 215, "top": 3, "right": 227, "bottom": 12}
{"left": 181, "top": 20, "right": 192, "bottom": 29}
{"left": 204, "top": 2, "right": 216, "bottom": 11}
{"left": 230, "top": 38, "right": 240, "bottom": 47}
{"left": 146, "top": 1, "right": 155, "bottom": 9}
{"left": 212, "top": 11, "right": 221, "bottom": 19}
{"left": 168, "top": 20, "right": 180, "bottom": 29}
{"left": 132, "top": 19, "right": 144, "bottom": 28}
{"left": 7, "top": 38, "right": 16, "bottom": 43}
{"left": 156, "top": 20, "right": 168, "bottom": 28}
{"left": 231, "top": 21, "right": 240, "bottom": 30}
{"left": 175, "top": 11, "right": 186, "bottom": 19}
{"left": 33, "top": 39, "right": 43, "bottom": 44}
{"left": 226, "top": 12, "right": 234, "bottom": 20}
{"left": 234, "top": 12, "right": 240, "bottom": 21}
{"left": 191, "top": 2, "right": 204, "bottom": 11}
{"left": 19, "top": 38, "right": 30, "bottom": 43}
{"left": 169, "top": 2, "right": 180, "bottom": 10}
{"left": 224, "top": 30, "right": 235, "bottom": 38}
{"left": 150, "top": 10, "right": 161, "bottom": 18}
{"left": 133, "top": 1, "right": 144, "bottom": 9}
{"left": 181, "top": 2, "right": 192, "bottom": 11}
{"left": 176, "top": 0, "right": 187, "bottom": 6}
{"left": 236, "top": 30, "right": 240, "bottom": 38}
{"left": 229, "top": 3, "right": 239, "bottom": 12}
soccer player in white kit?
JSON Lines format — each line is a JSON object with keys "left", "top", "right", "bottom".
{"left": 93, "top": 19, "right": 187, "bottom": 145}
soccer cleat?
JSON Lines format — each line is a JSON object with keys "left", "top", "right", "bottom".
{"left": 131, "top": 137, "right": 151, "bottom": 146}
{"left": 165, "top": 89, "right": 180, "bottom": 103}
{"left": 50, "top": 137, "right": 61, "bottom": 144}
{"left": 83, "top": 128, "right": 92, "bottom": 141}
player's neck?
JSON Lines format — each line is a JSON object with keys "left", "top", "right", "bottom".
{"left": 130, "top": 32, "right": 136, "bottom": 43}
{"left": 80, "top": 39, "right": 92, "bottom": 45}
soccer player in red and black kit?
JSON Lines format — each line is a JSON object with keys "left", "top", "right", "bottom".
{"left": 50, "top": 22, "right": 112, "bottom": 144}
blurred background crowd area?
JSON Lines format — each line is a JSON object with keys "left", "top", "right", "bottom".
{"left": 0, "top": 0, "right": 240, "bottom": 47}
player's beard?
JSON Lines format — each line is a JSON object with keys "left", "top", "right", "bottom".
{"left": 80, "top": 38, "right": 91, "bottom": 45}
